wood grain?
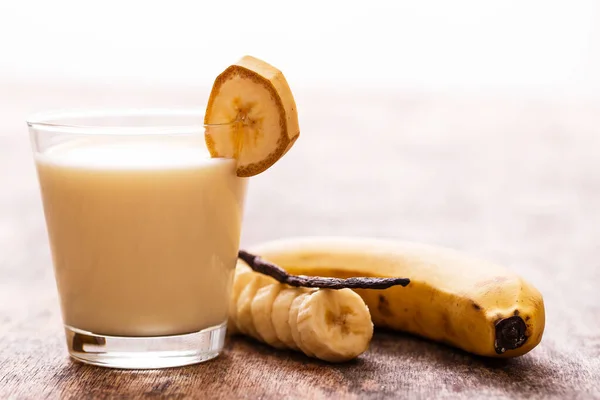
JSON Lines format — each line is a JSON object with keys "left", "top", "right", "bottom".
{"left": 1, "top": 83, "right": 599, "bottom": 399}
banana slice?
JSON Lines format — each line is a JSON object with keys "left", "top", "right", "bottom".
{"left": 296, "top": 289, "right": 373, "bottom": 363}
{"left": 228, "top": 263, "right": 254, "bottom": 334}
{"left": 250, "top": 283, "right": 286, "bottom": 348}
{"left": 204, "top": 55, "right": 300, "bottom": 177}
{"left": 289, "top": 291, "right": 317, "bottom": 358}
{"left": 236, "top": 274, "right": 272, "bottom": 339}
{"left": 271, "top": 287, "right": 303, "bottom": 350}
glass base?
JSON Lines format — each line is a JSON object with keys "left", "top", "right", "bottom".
{"left": 64, "top": 322, "right": 226, "bottom": 369}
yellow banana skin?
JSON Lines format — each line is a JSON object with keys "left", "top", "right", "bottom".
{"left": 249, "top": 237, "right": 545, "bottom": 358}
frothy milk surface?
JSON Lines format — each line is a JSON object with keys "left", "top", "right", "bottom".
{"left": 36, "top": 139, "right": 247, "bottom": 336}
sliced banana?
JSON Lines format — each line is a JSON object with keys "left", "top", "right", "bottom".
{"left": 296, "top": 289, "right": 374, "bottom": 362}
{"left": 289, "top": 291, "right": 317, "bottom": 358}
{"left": 228, "top": 263, "right": 254, "bottom": 334}
{"left": 205, "top": 55, "right": 300, "bottom": 177}
{"left": 236, "top": 274, "right": 271, "bottom": 339}
{"left": 271, "top": 287, "right": 303, "bottom": 350}
{"left": 251, "top": 283, "right": 286, "bottom": 348}
{"left": 229, "top": 266, "right": 375, "bottom": 362}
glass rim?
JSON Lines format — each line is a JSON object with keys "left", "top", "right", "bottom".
{"left": 26, "top": 108, "right": 234, "bottom": 135}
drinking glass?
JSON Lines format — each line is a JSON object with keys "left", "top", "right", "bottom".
{"left": 28, "top": 109, "right": 247, "bottom": 369}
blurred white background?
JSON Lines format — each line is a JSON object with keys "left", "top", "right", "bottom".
{"left": 1, "top": 0, "right": 599, "bottom": 94}
{"left": 0, "top": 0, "right": 598, "bottom": 300}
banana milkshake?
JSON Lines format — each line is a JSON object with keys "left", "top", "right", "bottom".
{"left": 36, "top": 138, "right": 247, "bottom": 337}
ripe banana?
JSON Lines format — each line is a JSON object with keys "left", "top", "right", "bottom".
{"left": 229, "top": 260, "right": 374, "bottom": 362}
{"left": 249, "top": 237, "right": 545, "bottom": 358}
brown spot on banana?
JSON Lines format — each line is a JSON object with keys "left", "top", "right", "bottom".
{"left": 377, "top": 295, "right": 394, "bottom": 317}
{"left": 494, "top": 316, "right": 528, "bottom": 354}
{"left": 440, "top": 312, "right": 456, "bottom": 338}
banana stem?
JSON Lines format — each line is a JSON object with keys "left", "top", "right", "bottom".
{"left": 238, "top": 250, "right": 410, "bottom": 290}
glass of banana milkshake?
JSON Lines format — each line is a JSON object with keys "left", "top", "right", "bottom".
{"left": 28, "top": 109, "right": 248, "bottom": 369}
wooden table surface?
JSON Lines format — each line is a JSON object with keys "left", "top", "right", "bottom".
{"left": 1, "top": 83, "right": 599, "bottom": 399}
